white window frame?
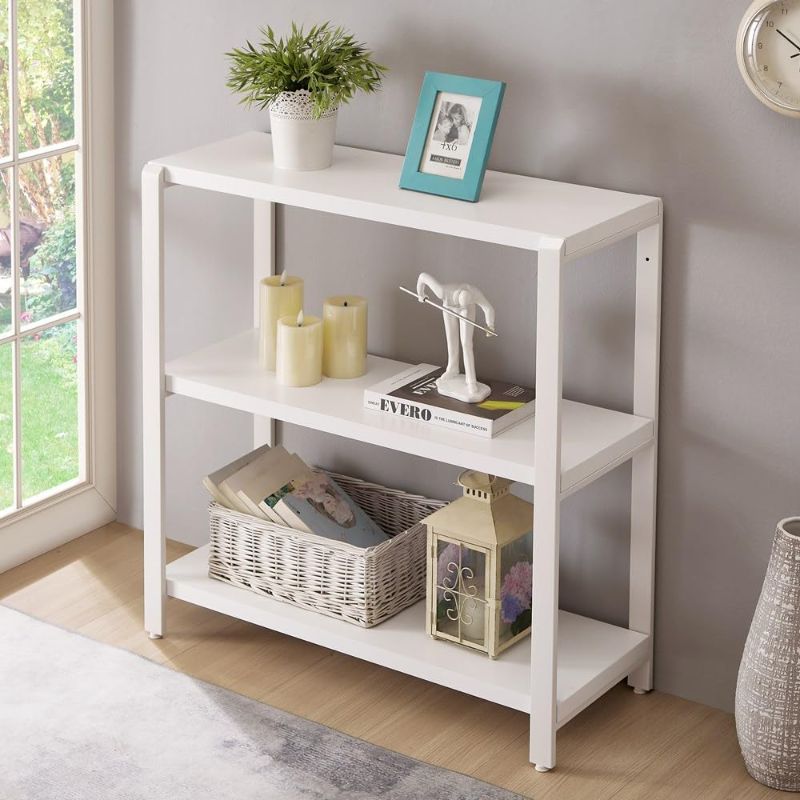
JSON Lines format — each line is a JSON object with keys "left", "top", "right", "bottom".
{"left": 0, "top": 0, "right": 115, "bottom": 572}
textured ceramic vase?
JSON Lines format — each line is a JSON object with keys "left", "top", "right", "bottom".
{"left": 268, "top": 90, "right": 337, "bottom": 171}
{"left": 736, "top": 516, "right": 800, "bottom": 791}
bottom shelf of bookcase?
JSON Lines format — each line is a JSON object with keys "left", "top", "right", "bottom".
{"left": 166, "top": 545, "right": 649, "bottom": 724}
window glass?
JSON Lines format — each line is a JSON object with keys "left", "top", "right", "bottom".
{"left": 21, "top": 318, "right": 78, "bottom": 500}
{"left": 17, "top": 0, "right": 75, "bottom": 153}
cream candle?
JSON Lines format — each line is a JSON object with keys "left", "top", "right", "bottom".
{"left": 259, "top": 272, "right": 304, "bottom": 371}
{"left": 322, "top": 295, "right": 368, "bottom": 379}
{"left": 276, "top": 310, "right": 323, "bottom": 387}
{"left": 460, "top": 595, "right": 486, "bottom": 643}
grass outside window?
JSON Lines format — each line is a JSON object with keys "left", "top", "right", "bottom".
{"left": 0, "top": 320, "right": 79, "bottom": 509}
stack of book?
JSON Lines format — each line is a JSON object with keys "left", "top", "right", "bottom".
{"left": 203, "top": 445, "right": 389, "bottom": 548}
{"left": 364, "top": 364, "right": 535, "bottom": 439}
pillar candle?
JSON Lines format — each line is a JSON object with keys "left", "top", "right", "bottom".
{"left": 460, "top": 595, "right": 486, "bottom": 644}
{"left": 276, "top": 311, "right": 323, "bottom": 387}
{"left": 259, "top": 273, "right": 304, "bottom": 371}
{"left": 322, "top": 295, "right": 368, "bottom": 379}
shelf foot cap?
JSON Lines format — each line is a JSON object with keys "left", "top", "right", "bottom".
{"left": 633, "top": 687, "right": 649, "bottom": 695}
{"left": 534, "top": 764, "right": 552, "bottom": 773}
{"left": 147, "top": 632, "right": 163, "bottom": 640}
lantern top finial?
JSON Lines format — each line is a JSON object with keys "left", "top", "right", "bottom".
{"left": 457, "top": 470, "right": 511, "bottom": 503}
{"left": 422, "top": 470, "right": 532, "bottom": 548}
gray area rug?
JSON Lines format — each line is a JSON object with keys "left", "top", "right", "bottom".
{"left": 0, "top": 606, "right": 522, "bottom": 799}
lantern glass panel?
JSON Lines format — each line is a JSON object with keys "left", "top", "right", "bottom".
{"left": 498, "top": 531, "right": 533, "bottom": 646}
{"left": 435, "top": 538, "right": 488, "bottom": 648}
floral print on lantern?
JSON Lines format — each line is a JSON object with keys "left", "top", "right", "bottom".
{"left": 437, "top": 542, "right": 460, "bottom": 587}
{"left": 501, "top": 561, "right": 532, "bottom": 636}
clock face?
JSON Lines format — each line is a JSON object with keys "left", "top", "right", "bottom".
{"left": 738, "top": 0, "right": 800, "bottom": 117}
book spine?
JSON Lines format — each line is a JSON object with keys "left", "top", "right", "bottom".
{"left": 364, "top": 391, "right": 493, "bottom": 438}
{"left": 235, "top": 492, "right": 271, "bottom": 521}
{"left": 220, "top": 484, "right": 251, "bottom": 515}
{"left": 202, "top": 477, "right": 230, "bottom": 508}
{"left": 257, "top": 499, "right": 288, "bottom": 526}
{"left": 273, "top": 499, "right": 314, "bottom": 534}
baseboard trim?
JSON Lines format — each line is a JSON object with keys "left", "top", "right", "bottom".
{"left": 0, "top": 486, "right": 115, "bottom": 573}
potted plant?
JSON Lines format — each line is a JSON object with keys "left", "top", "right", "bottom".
{"left": 227, "top": 23, "right": 387, "bottom": 171}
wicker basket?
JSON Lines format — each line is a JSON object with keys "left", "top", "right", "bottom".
{"left": 207, "top": 471, "right": 446, "bottom": 627}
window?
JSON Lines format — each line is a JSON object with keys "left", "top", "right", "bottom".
{"left": 0, "top": 0, "right": 114, "bottom": 568}
{"left": 0, "top": 0, "right": 82, "bottom": 513}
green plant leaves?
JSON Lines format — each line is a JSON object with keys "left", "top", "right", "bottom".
{"left": 226, "top": 21, "right": 388, "bottom": 118}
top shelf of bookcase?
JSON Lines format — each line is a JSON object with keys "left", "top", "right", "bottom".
{"left": 150, "top": 132, "right": 661, "bottom": 258}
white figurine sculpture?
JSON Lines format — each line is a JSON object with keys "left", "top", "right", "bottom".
{"left": 416, "top": 272, "right": 496, "bottom": 403}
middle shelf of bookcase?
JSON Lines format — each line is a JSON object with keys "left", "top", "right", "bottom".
{"left": 165, "top": 328, "right": 654, "bottom": 493}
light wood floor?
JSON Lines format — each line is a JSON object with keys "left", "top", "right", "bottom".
{"left": 0, "top": 523, "right": 783, "bottom": 799}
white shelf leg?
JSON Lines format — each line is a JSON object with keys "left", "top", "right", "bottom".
{"left": 628, "top": 219, "right": 662, "bottom": 692}
{"left": 142, "top": 164, "right": 167, "bottom": 638}
{"left": 253, "top": 200, "right": 276, "bottom": 449}
{"left": 530, "top": 243, "right": 565, "bottom": 771}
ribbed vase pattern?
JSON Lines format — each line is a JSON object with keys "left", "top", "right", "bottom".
{"left": 736, "top": 517, "right": 800, "bottom": 791}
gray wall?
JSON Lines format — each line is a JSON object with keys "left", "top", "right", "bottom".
{"left": 115, "top": 1, "right": 800, "bottom": 712}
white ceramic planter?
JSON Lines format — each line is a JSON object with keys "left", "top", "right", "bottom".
{"left": 269, "top": 90, "right": 338, "bottom": 171}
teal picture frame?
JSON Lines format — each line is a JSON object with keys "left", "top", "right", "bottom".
{"left": 399, "top": 72, "right": 505, "bottom": 203}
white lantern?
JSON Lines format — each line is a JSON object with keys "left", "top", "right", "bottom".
{"left": 422, "top": 471, "right": 533, "bottom": 658}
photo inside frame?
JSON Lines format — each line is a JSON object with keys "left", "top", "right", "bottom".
{"left": 419, "top": 92, "right": 483, "bottom": 180}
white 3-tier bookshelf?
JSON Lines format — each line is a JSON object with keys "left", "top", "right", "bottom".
{"left": 142, "top": 131, "right": 662, "bottom": 772}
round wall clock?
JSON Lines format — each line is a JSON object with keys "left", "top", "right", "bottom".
{"left": 737, "top": 0, "right": 800, "bottom": 117}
